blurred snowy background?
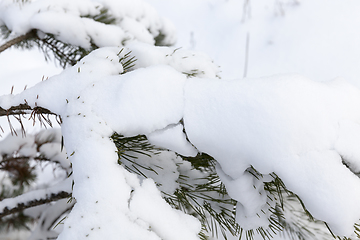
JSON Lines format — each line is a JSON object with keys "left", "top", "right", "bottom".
{"left": 1, "top": 0, "right": 360, "bottom": 239}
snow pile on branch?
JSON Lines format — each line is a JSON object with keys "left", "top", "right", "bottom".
{"left": 183, "top": 75, "right": 360, "bottom": 235}
{"left": 0, "top": 45, "right": 212, "bottom": 239}
{"left": 0, "top": 0, "right": 176, "bottom": 48}
{"left": 1, "top": 45, "right": 360, "bottom": 238}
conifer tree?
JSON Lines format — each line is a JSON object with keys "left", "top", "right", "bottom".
{"left": 0, "top": 0, "right": 356, "bottom": 240}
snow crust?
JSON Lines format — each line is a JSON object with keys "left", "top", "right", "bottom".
{"left": 2, "top": 46, "right": 360, "bottom": 237}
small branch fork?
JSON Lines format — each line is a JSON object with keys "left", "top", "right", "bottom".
{"left": 0, "top": 104, "right": 60, "bottom": 136}
{"left": 0, "top": 104, "right": 54, "bottom": 117}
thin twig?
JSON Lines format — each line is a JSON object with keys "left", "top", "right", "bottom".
{"left": 0, "top": 30, "right": 37, "bottom": 53}
{"left": 243, "top": 32, "right": 250, "bottom": 78}
{"left": 0, "top": 104, "right": 55, "bottom": 117}
{"left": 0, "top": 104, "right": 57, "bottom": 135}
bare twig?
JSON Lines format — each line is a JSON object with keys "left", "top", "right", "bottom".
{"left": 241, "top": 0, "right": 251, "bottom": 23}
{"left": 243, "top": 32, "right": 250, "bottom": 78}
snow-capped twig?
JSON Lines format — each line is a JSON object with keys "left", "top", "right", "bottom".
{"left": 0, "top": 177, "right": 72, "bottom": 218}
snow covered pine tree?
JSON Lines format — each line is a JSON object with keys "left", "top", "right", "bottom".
{"left": 1, "top": 0, "right": 360, "bottom": 240}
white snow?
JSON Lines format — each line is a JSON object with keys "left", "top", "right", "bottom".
{"left": 4, "top": 0, "right": 360, "bottom": 239}
{"left": 183, "top": 75, "right": 360, "bottom": 235}
{"left": 2, "top": 46, "right": 360, "bottom": 237}
{"left": 147, "top": 0, "right": 360, "bottom": 88}
{"left": 147, "top": 123, "right": 198, "bottom": 157}
{"left": 0, "top": 134, "right": 35, "bottom": 157}
{"left": 129, "top": 178, "right": 201, "bottom": 240}
{"left": 0, "top": 0, "right": 176, "bottom": 49}
{"left": 0, "top": 177, "right": 72, "bottom": 213}
{"left": 0, "top": 47, "right": 205, "bottom": 239}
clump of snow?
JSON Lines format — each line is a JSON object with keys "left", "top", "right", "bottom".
{"left": 0, "top": 0, "right": 102, "bottom": 36}
{"left": 90, "top": 65, "right": 187, "bottom": 136}
{"left": 30, "top": 12, "right": 130, "bottom": 49}
{"left": 121, "top": 150, "right": 210, "bottom": 196}
{"left": 130, "top": 178, "right": 201, "bottom": 240}
{"left": 0, "top": 0, "right": 176, "bottom": 49}
{"left": 96, "top": 0, "right": 177, "bottom": 45}
{"left": 183, "top": 75, "right": 360, "bottom": 235}
{"left": 122, "top": 151, "right": 181, "bottom": 194}
{"left": 216, "top": 164, "right": 270, "bottom": 229}
{"left": 127, "top": 41, "right": 220, "bottom": 78}
{"left": 147, "top": 123, "right": 198, "bottom": 157}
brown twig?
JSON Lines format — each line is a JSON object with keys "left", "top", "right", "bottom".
{"left": 0, "top": 104, "right": 55, "bottom": 117}
{"left": 0, "top": 104, "right": 57, "bottom": 135}
{"left": 0, "top": 30, "right": 37, "bottom": 53}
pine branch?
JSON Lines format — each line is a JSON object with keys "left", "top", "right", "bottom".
{"left": 0, "top": 156, "right": 68, "bottom": 176}
{"left": 0, "top": 104, "right": 55, "bottom": 117}
{"left": 0, "top": 175, "right": 72, "bottom": 218}
{"left": 37, "top": 35, "right": 91, "bottom": 68}
{"left": 0, "top": 30, "right": 37, "bottom": 53}
{"left": 0, "top": 104, "right": 57, "bottom": 135}
{"left": 0, "top": 212, "right": 32, "bottom": 232}
{"left": 0, "top": 156, "right": 61, "bottom": 165}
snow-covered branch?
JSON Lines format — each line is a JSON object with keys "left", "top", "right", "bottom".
{"left": 2, "top": 44, "right": 360, "bottom": 239}
{"left": 3, "top": 0, "right": 360, "bottom": 239}
{"left": 0, "top": 177, "right": 72, "bottom": 218}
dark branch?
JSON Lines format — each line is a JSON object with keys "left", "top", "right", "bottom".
{"left": 0, "top": 156, "right": 52, "bottom": 166}
{"left": 0, "top": 191, "right": 71, "bottom": 218}
{"left": 0, "top": 30, "right": 37, "bottom": 53}
{"left": 0, "top": 104, "right": 56, "bottom": 117}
